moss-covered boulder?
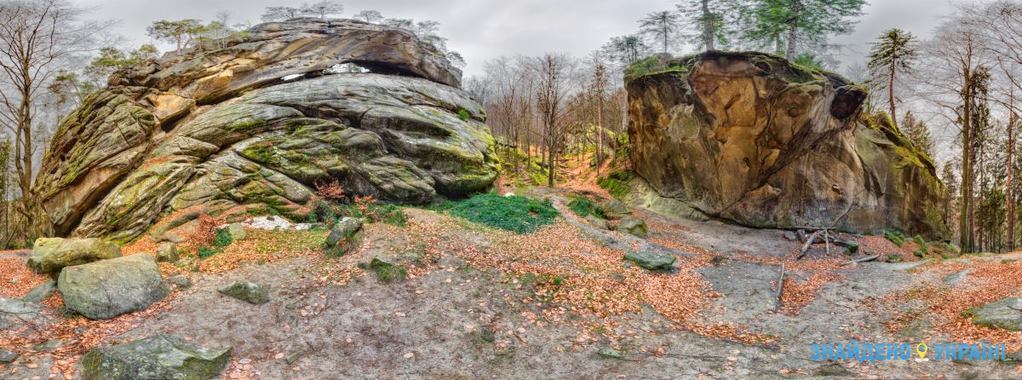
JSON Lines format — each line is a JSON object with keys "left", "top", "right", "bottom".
{"left": 58, "top": 255, "right": 168, "bottom": 319}
{"left": 218, "top": 281, "right": 269, "bottom": 305}
{"left": 324, "top": 217, "right": 364, "bottom": 257}
{"left": 625, "top": 52, "right": 947, "bottom": 238}
{"left": 34, "top": 18, "right": 498, "bottom": 243}
{"left": 27, "top": 238, "right": 121, "bottom": 275}
{"left": 624, "top": 250, "right": 676, "bottom": 271}
{"left": 79, "top": 334, "right": 231, "bottom": 380}
{"left": 970, "top": 298, "right": 1022, "bottom": 331}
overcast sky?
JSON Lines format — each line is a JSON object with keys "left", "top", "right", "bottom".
{"left": 73, "top": 0, "right": 972, "bottom": 78}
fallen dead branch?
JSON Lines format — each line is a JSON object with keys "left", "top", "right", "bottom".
{"left": 842, "top": 254, "right": 880, "bottom": 266}
{"left": 797, "top": 231, "right": 822, "bottom": 260}
{"left": 774, "top": 262, "right": 785, "bottom": 312}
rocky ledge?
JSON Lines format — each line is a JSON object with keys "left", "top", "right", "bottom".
{"left": 34, "top": 18, "right": 498, "bottom": 242}
{"left": 625, "top": 52, "right": 947, "bottom": 238}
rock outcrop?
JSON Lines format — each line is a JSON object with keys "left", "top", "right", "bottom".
{"left": 34, "top": 19, "right": 498, "bottom": 242}
{"left": 625, "top": 52, "right": 947, "bottom": 237}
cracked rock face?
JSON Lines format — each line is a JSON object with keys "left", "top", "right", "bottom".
{"left": 35, "top": 19, "right": 498, "bottom": 242}
{"left": 626, "top": 52, "right": 947, "bottom": 237}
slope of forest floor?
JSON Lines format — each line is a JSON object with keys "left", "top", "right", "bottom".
{"left": 2, "top": 185, "right": 1022, "bottom": 379}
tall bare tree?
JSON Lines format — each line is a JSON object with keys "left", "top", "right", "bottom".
{"left": 532, "top": 54, "right": 576, "bottom": 187}
{"left": 0, "top": 0, "right": 94, "bottom": 235}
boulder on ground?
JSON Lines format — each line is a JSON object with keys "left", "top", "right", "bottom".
{"left": 615, "top": 217, "right": 648, "bottom": 238}
{"left": 325, "top": 217, "right": 364, "bottom": 256}
{"left": 79, "top": 334, "right": 231, "bottom": 380}
{"left": 226, "top": 223, "right": 245, "bottom": 240}
{"left": 27, "top": 238, "right": 121, "bottom": 274}
{"left": 218, "top": 282, "right": 269, "bottom": 305}
{"left": 155, "top": 242, "right": 178, "bottom": 263}
{"left": 624, "top": 250, "right": 676, "bottom": 271}
{"left": 58, "top": 255, "right": 168, "bottom": 320}
{"left": 970, "top": 298, "right": 1022, "bottom": 331}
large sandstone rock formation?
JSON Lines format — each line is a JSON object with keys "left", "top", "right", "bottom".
{"left": 35, "top": 19, "right": 498, "bottom": 242}
{"left": 625, "top": 52, "right": 947, "bottom": 238}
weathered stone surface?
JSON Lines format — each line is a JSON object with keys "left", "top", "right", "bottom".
{"left": 225, "top": 223, "right": 245, "bottom": 240}
{"left": 0, "top": 297, "right": 43, "bottom": 330}
{"left": 625, "top": 52, "right": 947, "bottom": 238}
{"left": 218, "top": 282, "right": 269, "bottom": 305}
{"left": 156, "top": 242, "right": 178, "bottom": 263}
{"left": 35, "top": 19, "right": 497, "bottom": 243}
{"left": 58, "top": 255, "right": 169, "bottom": 319}
{"left": 21, "top": 279, "right": 56, "bottom": 303}
{"left": 0, "top": 349, "right": 17, "bottom": 363}
{"left": 624, "top": 250, "right": 676, "bottom": 271}
{"left": 615, "top": 217, "right": 648, "bottom": 238}
{"left": 970, "top": 298, "right": 1022, "bottom": 331}
{"left": 79, "top": 334, "right": 231, "bottom": 380}
{"left": 167, "top": 275, "right": 192, "bottom": 289}
{"left": 326, "top": 217, "right": 363, "bottom": 247}
{"left": 27, "top": 238, "right": 121, "bottom": 274}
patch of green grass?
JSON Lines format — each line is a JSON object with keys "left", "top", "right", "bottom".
{"left": 884, "top": 229, "right": 906, "bottom": 247}
{"left": 359, "top": 258, "right": 407, "bottom": 283}
{"left": 457, "top": 108, "right": 471, "bottom": 121}
{"left": 213, "top": 228, "right": 233, "bottom": 248}
{"left": 438, "top": 193, "right": 559, "bottom": 234}
{"left": 913, "top": 235, "right": 928, "bottom": 258}
{"left": 597, "top": 171, "right": 633, "bottom": 198}
{"left": 567, "top": 197, "right": 606, "bottom": 219}
{"left": 197, "top": 246, "right": 217, "bottom": 259}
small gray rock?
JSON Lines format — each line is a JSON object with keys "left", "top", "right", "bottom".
{"left": 596, "top": 347, "right": 624, "bottom": 360}
{"left": 326, "top": 217, "right": 363, "bottom": 247}
{"left": 226, "top": 223, "right": 246, "bottom": 240}
{"left": 616, "top": 217, "right": 648, "bottom": 238}
{"left": 0, "top": 349, "right": 17, "bottom": 364}
{"left": 156, "top": 243, "right": 178, "bottom": 263}
{"left": 970, "top": 297, "right": 1022, "bottom": 331}
{"left": 21, "top": 279, "right": 56, "bottom": 303}
{"left": 218, "top": 282, "right": 269, "bottom": 304}
{"left": 167, "top": 275, "right": 192, "bottom": 289}
{"left": 79, "top": 334, "right": 231, "bottom": 380}
{"left": 624, "top": 250, "right": 675, "bottom": 271}
{"left": 943, "top": 269, "right": 971, "bottom": 285}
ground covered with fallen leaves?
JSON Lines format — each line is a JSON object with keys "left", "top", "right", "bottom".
{"left": 3, "top": 188, "right": 1022, "bottom": 378}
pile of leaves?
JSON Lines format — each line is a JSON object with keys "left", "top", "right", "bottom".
{"left": 0, "top": 252, "right": 47, "bottom": 298}
{"left": 385, "top": 208, "right": 772, "bottom": 345}
{"left": 197, "top": 228, "right": 327, "bottom": 273}
{"left": 436, "top": 193, "right": 559, "bottom": 234}
{"left": 882, "top": 259, "right": 1022, "bottom": 352}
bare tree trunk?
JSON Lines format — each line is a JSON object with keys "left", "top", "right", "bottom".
{"left": 701, "top": 0, "right": 714, "bottom": 51}
{"left": 785, "top": 0, "right": 801, "bottom": 60}
{"left": 1009, "top": 92, "right": 1016, "bottom": 251}
{"left": 888, "top": 64, "right": 898, "bottom": 130}
{"left": 961, "top": 72, "right": 974, "bottom": 253}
